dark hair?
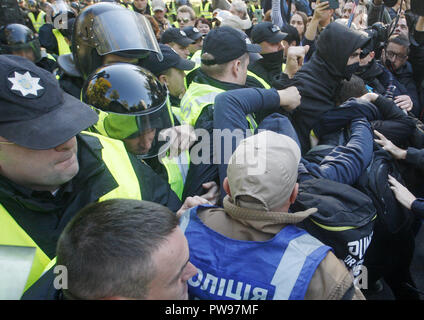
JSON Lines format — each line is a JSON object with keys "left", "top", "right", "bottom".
{"left": 57, "top": 199, "right": 179, "bottom": 300}
{"left": 291, "top": 11, "right": 308, "bottom": 36}
{"left": 144, "top": 14, "right": 161, "bottom": 41}
{"left": 195, "top": 17, "right": 212, "bottom": 29}
{"left": 387, "top": 34, "right": 411, "bottom": 55}
{"left": 336, "top": 74, "right": 368, "bottom": 105}
{"left": 281, "top": 24, "right": 300, "bottom": 46}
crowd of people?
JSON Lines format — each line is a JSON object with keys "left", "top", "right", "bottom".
{"left": 0, "top": 0, "right": 423, "bottom": 301}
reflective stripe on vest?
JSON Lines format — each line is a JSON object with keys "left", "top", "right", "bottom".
{"left": 161, "top": 150, "right": 190, "bottom": 200}
{"left": 180, "top": 82, "right": 258, "bottom": 131}
{"left": 171, "top": 106, "right": 183, "bottom": 124}
{"left": 247, "top": 70, "right": 271, "bottom": 89}
{"left": 190, "top": 50, "right": 202, "bottom": 67}
{"left": 184, "top": 51, "right": 201, "bottom": 88}
{"left": 0, "top": 205, "right": 51, "bottom": 294}
{"left": 180, "top": 82, "right": 225, "bottom": 126}
{"left": 250, "top": 3, "right": 262, "bottom": 12}
{"left": 52, "top": 29, "right": 71, "bottom": 56}
{"left": 0, "top": 132, "right": 142, "bottom": 298}
{"left": 167, "top": 1, "right": 177, "bottom": 15}
{"left": 28, "top": 11, "right": 45, "bottom": 32}
{"left": 82, "top": 132, "right": 142, "bottom": 201}
{"left": 200, "top": 1, "right": 212, "bottom": 19}
{"left": 180, "top": 205, "right": 331, "bottom": 300}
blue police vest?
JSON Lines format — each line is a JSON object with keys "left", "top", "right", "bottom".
{"left": 180, "top": 205, "right": 332, "bottom": 300}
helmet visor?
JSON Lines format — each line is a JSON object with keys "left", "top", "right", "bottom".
{"left": 96, "top": 100, "right": 173, "bottom": 158}
{"left": 92, "top": 10, "right": 162, "bottom": 60}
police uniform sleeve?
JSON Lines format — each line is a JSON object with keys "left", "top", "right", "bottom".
{"left": 128, "top": 153, "right": 182, "bottom": 212}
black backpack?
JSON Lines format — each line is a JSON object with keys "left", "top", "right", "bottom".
{"left": 292, "top": 178, "right": 377, "bottom": 273}
{"left": 355, "top": 146, "right": 417, "bottom": 286}
{"left": 355, "top": 146, "right": 415, "bottom": 235}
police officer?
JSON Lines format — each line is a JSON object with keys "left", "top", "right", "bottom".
{"left": 183, "top": 26, "right": 203, "bottom": 58}
{"left": 139, "top": 44, "right": 196, "bottom": 198}
{"left": 38, "top": 1, "right": 75, "bottom": 57}
{"left": 0, "top": 54, "right": 188, "bottom": 299}
{"left": 179, "top": 26, "right": 265, "bottom": 199}
{"left": 140, "top": 43, "right": 196, "bottom": 123}
{"left": 249, "top": 22, "right": 288, "bottom": 88}
{"left": 57, "top": 2, "right": 162, "bottom": 98}
{"left": 82, "top": 62, "right": 218, "bottom": 203}
{"left": 0, "top": 23, "right": 57, "bottom": 73}
{"left": 27, "top": 0, "right": 46, "bottom": 33}
{"left": 160, "top": 27, "right": 194, "bottom": 59}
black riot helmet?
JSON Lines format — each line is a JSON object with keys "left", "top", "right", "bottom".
{"left": 27, "top": 0, "right": 39, "bottom": 11}
{"left": 72, "top": 2, "right": 162, "bottom": 79}
{"left": 0, "top": 23, "right": 42, "bottom": 62}
{"left": 82, "top": 63, "right": 173, "bottom": 159}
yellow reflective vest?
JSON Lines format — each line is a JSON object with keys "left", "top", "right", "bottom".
{"left": 52, "top": 29, "right": 71, "bottom": 56}
{"left": 28, "top": 11, "right": 45, "bottom": 33}
{"left": 161, "top": 150, "right": 190, "bottom": 200}
{"left": 0, "top": 132, "right": 142, "bottom": 298}
{"left": 180, "top": 82, "right": 257, "bottom": 131}
{"left": 200, "top": 1, "right": 212, "bottom": 19}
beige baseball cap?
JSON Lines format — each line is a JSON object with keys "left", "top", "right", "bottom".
{"left": 227, "top": 131, "right": 301, "bottom": 211}
{"left": 152, "top": 0, "right": 166, "bottom": 11}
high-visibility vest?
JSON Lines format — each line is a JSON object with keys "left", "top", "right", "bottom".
{"left": 247, "top": 70, "right": 271, "bottom": 89}
{"left": 180, "top": 82, "right": 258, "bottom": 131}
{"left": 0, "top": 132, "right": 142, "bottom": 298}
{"left": 250, "top": 3, "right": 262, "bottom": 12}
{"left": 161, "top": 150, "right": 190, "bottom": 200}
{"left": 200, "top": 1, "right": 212, "bottom": 20}
{"left": 28, "top": 11, "right": 45, "bottom": 33}
{"left": 184, "top": 50, "right": 201, "bottom": 88}
{"left": 166, "top": 1, "right": 177, "bottom": 22}
{"left": 190, "top": 50, "right": 202, "bottom": 67}
{"left": 180, "top": 205, "right": 331, "bottom": 300}
{"left": 180, "top": 82, "right": 225, "bottom": 127}
{"left": 52, "top": 29, "right": 71, "bottom": 56}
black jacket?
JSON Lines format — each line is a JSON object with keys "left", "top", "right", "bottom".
{"left": 288, "top": 22, "right": 370, "bottom": 154}
{"left": 248, "top": 50, "right": 285, "bottom": 87}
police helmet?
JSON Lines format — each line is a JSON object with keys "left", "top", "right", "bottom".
{"left": 27, "top": 0, "right": 38, "bottom": 10}
{"left": 72, "top": 2, "right": 162, "bottom": 79}
{"left": 82, "top": 63, "right": 173, "bottom": 159}
{"left": 0, "top": 24, "right": 42, "bottom": 62}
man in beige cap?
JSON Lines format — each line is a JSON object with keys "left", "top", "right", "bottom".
{"left": 179, "top": 131, "right": 365, "bottom": 300}
{"left": 152, "top": 0, "right": 172, "bottom": 36}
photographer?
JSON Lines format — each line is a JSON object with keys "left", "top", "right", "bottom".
{"left": 368, "top": 0, "right": 397, "bottom": 26}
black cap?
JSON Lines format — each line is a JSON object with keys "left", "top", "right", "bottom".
{"left": 0, "top": 55, "right": 98, "bottom": 150}
{"left": 160, "top": 28, "right": 194, "bottom": 47}
{"left": 139, "top": 44, "right": 195, "bottom": 76}
{"left": 251, "top": 22, "right": 288, "bottom": 44}
{"left": 182, "top": 26, "right": 203, "bottom": 41}
{"left": 281, "top": 24, "right": 300, "bottom": 46}
{"left": 202, "top": 26, "right": 261, "bottom": 65}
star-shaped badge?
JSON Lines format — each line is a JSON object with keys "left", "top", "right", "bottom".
{"left": 8, "top": 71, "right": 44, "bottom": 97}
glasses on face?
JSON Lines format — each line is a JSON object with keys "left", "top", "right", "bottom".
{"left": 386, "top": 50, "right": 407, "bottom": 61}
{"left": 177, "top": 18, "right": 190, "bottom": 23}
